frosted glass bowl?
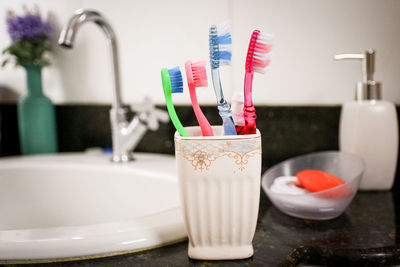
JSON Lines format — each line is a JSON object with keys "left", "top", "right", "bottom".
{"left": 261, "top": 151, "right": 365, "bottom": 220}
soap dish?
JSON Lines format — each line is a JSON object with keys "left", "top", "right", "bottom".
{"left": 261, "top": 151, "right": 365, "bottom": 220}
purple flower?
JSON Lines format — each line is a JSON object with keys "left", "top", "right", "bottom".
{"left": 7, "top": 14, "right": 52, "bottom": 43}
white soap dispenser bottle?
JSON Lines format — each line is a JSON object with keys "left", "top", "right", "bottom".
{"left": 334, "top": 50, "right": 398, "bottom": 190}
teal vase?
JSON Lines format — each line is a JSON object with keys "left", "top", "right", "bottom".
{"left": 18, "top": 64, "right": 58, "bottom": 155}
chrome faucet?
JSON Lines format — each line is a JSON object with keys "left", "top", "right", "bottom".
{"left": 58, "top": 9, "right": 168, "bottom": 162}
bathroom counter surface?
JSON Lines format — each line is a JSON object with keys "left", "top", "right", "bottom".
{"left": 34, "top": 191, "right": 399, "bottom": 266}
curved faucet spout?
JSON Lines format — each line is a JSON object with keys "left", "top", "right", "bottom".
{"left": 59, "top": 9, "right": 169, "bottom": 163}
{"left": 58, "top": 9, "right": 122, "bottom": 111}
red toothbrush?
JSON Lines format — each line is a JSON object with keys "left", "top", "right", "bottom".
{"left": 243, "top": 30, "right": 273, "bottom": 134}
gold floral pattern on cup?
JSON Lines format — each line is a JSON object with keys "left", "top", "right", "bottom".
{"left": 175, "top": 138, "right": 261, "bottom": 171}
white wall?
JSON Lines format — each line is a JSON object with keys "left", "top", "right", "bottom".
{"left": 0, "top": 0, "right": 399, "bottom": 105}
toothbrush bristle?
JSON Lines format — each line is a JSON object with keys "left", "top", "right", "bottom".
{"left": 246, "top": 30, "right": 273, "bottom": 74}
{"left": 209, "top": 22, "right": 232, "bottom": 69}
{"left": 190, "top": 60, "right": 208, "bottom": 87}
{"left": 168, "top": 67, "right": 183, "bottom": 93}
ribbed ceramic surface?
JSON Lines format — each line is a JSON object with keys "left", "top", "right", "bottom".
{"left": 175, "top": 127, "right": 262, "bottom": 260}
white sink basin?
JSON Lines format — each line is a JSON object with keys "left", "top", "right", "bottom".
{"left": 0, "top": 152, "right": 186, "bottom": 262}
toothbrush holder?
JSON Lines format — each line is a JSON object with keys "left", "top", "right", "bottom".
{"left": 174, "top": 126, "right": 262, "bottom": 260}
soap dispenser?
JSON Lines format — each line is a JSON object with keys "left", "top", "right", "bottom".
{"left": 334, "top": 50, "right": 398, "bottom": 190}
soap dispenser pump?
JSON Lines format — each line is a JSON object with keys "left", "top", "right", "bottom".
{"left": 334, "top": 50, "right": 398, "bottom": 190}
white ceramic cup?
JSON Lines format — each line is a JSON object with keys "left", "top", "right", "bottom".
{"left": 174, "top": 126, "right": 262, "bottom": 260}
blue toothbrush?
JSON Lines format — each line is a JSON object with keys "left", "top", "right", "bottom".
{"left": 209, "top": 23, "right": 237, "bottom": 135}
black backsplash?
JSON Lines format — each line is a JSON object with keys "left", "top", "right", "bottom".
{"left": 1, "top": 103, "right": 399, "bottom": 191}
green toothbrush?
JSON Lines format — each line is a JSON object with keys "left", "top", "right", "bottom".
{"left": 161, "top": 67, "right": 189, "bottom": 137}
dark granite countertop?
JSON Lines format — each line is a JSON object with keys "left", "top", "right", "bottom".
{"left": 2, "top": 104, "right": 400, "bottom": 266}
{"left": 10, "top": 190, "right": 397, "bottom": 267}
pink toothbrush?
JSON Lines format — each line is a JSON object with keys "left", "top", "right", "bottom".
{"left": 243, "top": 30, "right": 273, "bottom": 135}
{"left": 185, "top": 60, "right": 214, "bottom": 136}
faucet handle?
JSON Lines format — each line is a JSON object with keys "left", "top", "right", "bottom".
{"left": 131, "top": 97, "right": 170, "bottom": 131}
{"left": 153, "top": 108, "right": 170, "bottom": 123}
